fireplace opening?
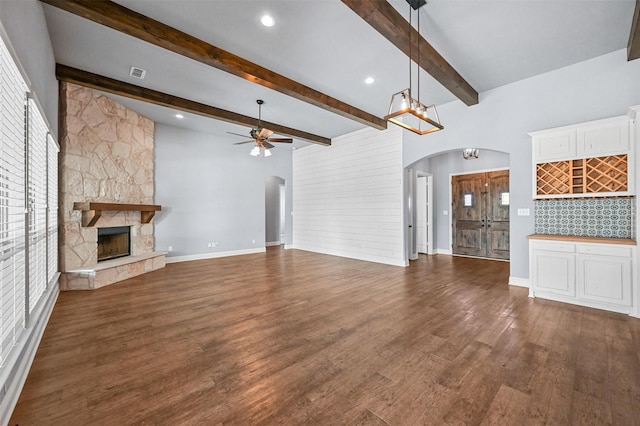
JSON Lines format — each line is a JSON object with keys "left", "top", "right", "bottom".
{"left": 97, "top": 226, "right": 131, "bottom": 262}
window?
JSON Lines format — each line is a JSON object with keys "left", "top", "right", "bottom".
{"left": 27, "top": 97, "right": 49, "bottom": 314}
{"left": 0, "top": 35, "right": 28, "bottom": 365}
{"left": 0, "top": 35, "right": 58, "bottom": 367}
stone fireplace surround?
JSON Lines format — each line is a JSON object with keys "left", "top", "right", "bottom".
{"left": 59, "top": 83, "right": 165, "bottom": 290}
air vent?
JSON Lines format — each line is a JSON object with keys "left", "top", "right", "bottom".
{"left": 129, "top": 66, "right": 146, "bottom": 79}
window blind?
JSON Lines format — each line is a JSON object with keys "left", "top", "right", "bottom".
{"left": 47, "top": 133, "right": 58, "bottom": 284}
{"left": 0, "top": 36, "right": 27, "bottom": 366}
{"left": 27, "top": 97, "right": 48, "bottom": 314}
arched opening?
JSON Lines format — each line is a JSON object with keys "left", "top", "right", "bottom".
{"left": 265, "top": 176, "right": 286, "bottom": 246}
{"left": 406, "top": 148, "right": 510, "bottom": 262}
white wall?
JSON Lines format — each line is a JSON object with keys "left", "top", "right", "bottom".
{"left": 403, "top": 49, "right": 640, "bottom": 281}
{"left": 154, "top": 124, "right": 293, "bottom": 259}
{"left": 0, "top": 0, "right": 57, "bottom": 134}
{"left": 293, "top": 126, "right": 406, "bottom": 266}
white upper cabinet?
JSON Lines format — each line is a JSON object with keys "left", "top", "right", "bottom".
{"left": 531, "top": 115, "right": 632, "bottom": 164}
{"left": 533, "top": 129, "right": 576, "bottom": 163}
{"left": 576, "top": 116, "right": 630, "bottom": 157}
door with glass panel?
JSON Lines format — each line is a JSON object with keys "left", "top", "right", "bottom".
{"left": 452, "top": 170, "right": 510, "bottom": 260}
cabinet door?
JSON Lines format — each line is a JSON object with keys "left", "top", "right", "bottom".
{"left": 533, "top": 130, "right": 577, "bottom": 163}
{"left": 577, "top": 255, "right": 632, "bottom": 307}
{"left": 577, "top": 116, "right": 630, "bottom": 157}
{"left": 532, "top": 250, "right": 575, "bottom": 297}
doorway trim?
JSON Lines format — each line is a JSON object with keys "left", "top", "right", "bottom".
{"left": 416, "top": 172, "right": 434, "bottom": 256}
{"left": 449, "top": 167, "right": 509, "bottom": 258}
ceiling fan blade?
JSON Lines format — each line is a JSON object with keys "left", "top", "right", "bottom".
{"left": 258, "top": 128, "right": 274, "bottom": 139}
{"left": 233, "top": 140, "right": 255, "bottom": 145}
{"left": 227, "top": 131, "right": 251, "bottom": 138}
{"left": 267, "top": 138, "right": 293, "bottom": 143}
{"left": 262, "top": 141, "right": 275, "bottom": 149}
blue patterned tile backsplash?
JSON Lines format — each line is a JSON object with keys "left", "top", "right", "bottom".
{"left": 534, "top": 198, "right": 635, "bottom": 239}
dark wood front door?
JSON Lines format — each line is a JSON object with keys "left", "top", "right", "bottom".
{"left": 452, "top": 170, "right": 510, "bottom": 260}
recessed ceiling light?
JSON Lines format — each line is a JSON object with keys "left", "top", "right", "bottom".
{"left": 261, "top": 14, "right": 275, "bottom": 27}
{"left": 364, "top": 77, "right": 375, "bottom": 85}
{"left": 175, "top": 114, "right": 184, "bottom": 119}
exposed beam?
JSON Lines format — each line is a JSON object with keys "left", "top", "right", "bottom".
{"left": 629, "top": 0, "right": 640, "bottom": 60}
{"left": 56, "top": 64, "right": 332, "bottom": 146}
{"left": 41, "top": 0, "right": 387, "bottom": 130}
{"left": 341, "top": 0, "right": 478, "bottom": 106}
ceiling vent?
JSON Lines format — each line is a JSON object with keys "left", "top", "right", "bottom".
{"left": 129, "top": 66, "right": 146, "bottom": 79}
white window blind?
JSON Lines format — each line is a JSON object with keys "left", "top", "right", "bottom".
{"left": 27, "top": 97, "right": 48, "bottom": 314}
{"left": 0, "top": 36, "right": 27, "bottom": 366}
{"left": 47, "top": 133, "right": 58, "bottom": 284}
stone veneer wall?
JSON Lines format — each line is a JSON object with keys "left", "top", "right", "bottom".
{"left": 60, "top": 82, "right": 155, "bottom": 275}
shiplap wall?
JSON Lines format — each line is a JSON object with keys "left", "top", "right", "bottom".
{"left": 293, "top": 126, "right": 406, "bottom": 266}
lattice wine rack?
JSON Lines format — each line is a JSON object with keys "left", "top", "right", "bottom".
{"left": 536, "top": 154, "right": 628, "bottom": 196}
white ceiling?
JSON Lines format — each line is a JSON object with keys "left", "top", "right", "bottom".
{"left": 41, "top": 0, "right": 636, "bottom": 147}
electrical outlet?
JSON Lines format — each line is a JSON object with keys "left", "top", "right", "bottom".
{"left": 443, "top": 210, "right": 448, "bottom": 216}
{"left": 207, "top": 243, "right": 211, "bottom": 248}
{"left": 168, "top": 246, "right": 173, "bottom": 252}
{"left": 252, "top": 239, "right": 256, "bottom": 244}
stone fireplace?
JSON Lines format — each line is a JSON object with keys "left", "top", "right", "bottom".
{"left": 59, "top": 82, "right": 165, "bottom": 290}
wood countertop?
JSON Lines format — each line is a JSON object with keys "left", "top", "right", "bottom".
{"left": 527, "top": 234, "right": 636, "bottom": 245}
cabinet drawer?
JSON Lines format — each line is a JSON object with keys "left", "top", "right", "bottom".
{"left": 577, "top": 244, "right": 633, "bottom": 258}
{"left": 531, "top": 242, "right": 575, "bottom": 253}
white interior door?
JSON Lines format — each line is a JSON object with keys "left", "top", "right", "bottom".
{"left": 417, "top": 176, "right": 428, "bottom": 254}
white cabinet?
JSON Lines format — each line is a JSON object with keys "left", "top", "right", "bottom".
{"left": 529, "top": 238, "right": 636, "bottom": 314}
{"left": 531, "top": 115, "right": 631, "bottom": 163}
{"left": 530, "top": 115, "right": 634, "bottom": 198}
{"left": 533, "top": 129, "right": 576, "bottom": 163}
{"left": 531, "top": 242, "right": 575, "bottom": 297}
{"left": 577, "top": 116, "right": 630, "bottom": 157}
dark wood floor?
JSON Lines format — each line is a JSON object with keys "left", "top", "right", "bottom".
{"left": 10, "top": 248, "right": 640, "bottom": 425}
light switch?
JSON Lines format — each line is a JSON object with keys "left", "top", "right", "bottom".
{"left": 517, "top": 208, "right": 530, "bottom": 216}
{"left": 443, "top": 210, "right": 448, "bottom": 216}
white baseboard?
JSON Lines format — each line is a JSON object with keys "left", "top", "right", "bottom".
{"left": 509, "top": 276, "right": 530, "bottom": 288}
{"left": 0, "top": 279, "right": 59, "bottom": 425}
{"left": 266, "top": 241, "right": 282, "bottom": 247}
{"left": 291, "top": 245, "right": 408, "bottom": 267}
{"left": 284, "top": 244, "right": 294, "bottom": 250}
{"left": 165, "top": 247, "right": 266, "bottom": 264}
{"left": 435, "top": 248, "right": 453, "bottom": 255}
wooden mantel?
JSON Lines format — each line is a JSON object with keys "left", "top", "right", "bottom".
{"left": 73, "top": 202, "right": 161, "bottom": 227}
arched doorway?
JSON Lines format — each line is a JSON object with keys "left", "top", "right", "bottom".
{"left": 406, "top": 149, "right": 510, "bottom": 262}
{"left": 265, "top": 176, "right": 285, "bottom": 246}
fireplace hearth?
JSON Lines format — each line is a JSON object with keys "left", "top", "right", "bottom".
{"left": 97, "top": 226, "right": 131, "bottom": 262}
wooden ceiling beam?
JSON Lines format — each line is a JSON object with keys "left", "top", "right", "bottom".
{"left": 41, "top": 0, "right": 387, "bottom": 130}
{"left": 341, "top": 0, "right": 478, "bottom": 106}
{"left": 629, "top": 0, "right": 640, "bottom": 60}
{"left": 56, "top": 64, "right": 332, "bottom": 146}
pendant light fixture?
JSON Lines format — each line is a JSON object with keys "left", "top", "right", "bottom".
{"left": 384, "top": 1, "right": 443, "bottom": 135}
{"left": 462, "top": 148, "right": 479, "bottom": 159}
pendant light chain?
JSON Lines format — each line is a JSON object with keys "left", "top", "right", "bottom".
{"left": 408, "top": 3, "right": 412, "bottom": 101}
{"left": 417, "top": 8, "right": 420, "bottom": 106}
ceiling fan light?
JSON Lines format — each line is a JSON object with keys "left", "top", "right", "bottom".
{"left": 250, "top": 146, "right": 261, "bottom": 156}
{"left": 264, "top": 148, "right": 272, "bottom": 157}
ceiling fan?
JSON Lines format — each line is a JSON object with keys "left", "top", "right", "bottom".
{"left": 228, "top": 100, "right": 293, "bottom": 155}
